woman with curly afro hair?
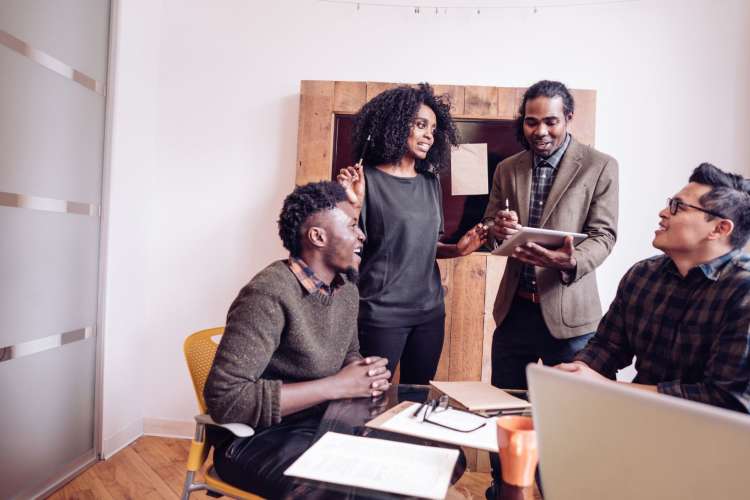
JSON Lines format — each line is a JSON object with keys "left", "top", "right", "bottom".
{"left": 337, "top": 83, "right": 487, "bottom": 384}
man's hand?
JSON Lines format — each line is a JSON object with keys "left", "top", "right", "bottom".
{"left": 512, "top": 235, "right": 577, "bottom": 271}
{"left": 555, "top": 361, "right": 606, "bottom": 381}
{"left": 336, "top": 165, "right": 365, "bottom": 208}
{"left": 331, "top": 356, "right": 391, "bottom": 399}
{"left": 489, "top": 209, "right": 520, "bottom": 241}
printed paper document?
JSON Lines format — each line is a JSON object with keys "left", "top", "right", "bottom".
{"left": 283, "top": 431, "right": 458, "bottom": 499}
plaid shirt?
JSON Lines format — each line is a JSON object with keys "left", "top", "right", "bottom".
{"left": 287, "top": 256, "right": 344, "bottom": 296}
{"left": 519, "top": 134, "right": 571, "bottom": 293}
{"left": 576, "top": 249, "right": 750, "bottom": 412}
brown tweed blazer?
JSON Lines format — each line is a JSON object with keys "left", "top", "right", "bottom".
{"left": 483, "top": 137, "right": 619, "bottom": 339}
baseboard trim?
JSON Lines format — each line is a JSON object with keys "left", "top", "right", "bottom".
{"left": 102, "top": 418, "right": 144, "bottom": 459}
{"left": 143, "top": 417, "right": 194, "bottom": 439}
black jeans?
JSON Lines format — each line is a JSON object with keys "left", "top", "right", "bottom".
{"left": 213, "top": 410, "right": 323, "bottom": 498}
{"left": 358, "top": 314, "right": 445, "bottom": 385}
{"left": 489, "top": 296, "right": 594, "bottom": 488}
{"left": 491, "top": 296, "right": 594, "bottom": 390}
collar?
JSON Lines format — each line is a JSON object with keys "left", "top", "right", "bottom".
{"left": 663, "top": 249, "right": 740, "bottom": 281}
{"left": 533, "top": 133, "right": 571, "bottom": 169}
{"left": 697, "top": 249, "right": 741, "bottom": 280}
{"left": 287, "top": 256, "right": 344, "bottom": 296}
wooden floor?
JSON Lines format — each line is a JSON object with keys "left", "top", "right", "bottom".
{"left": 46, "top": 436, "right": 495, "bottom": 499}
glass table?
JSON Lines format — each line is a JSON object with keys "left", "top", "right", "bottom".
{"left": 285, "top": 384, "right": 539, "bottom": 499}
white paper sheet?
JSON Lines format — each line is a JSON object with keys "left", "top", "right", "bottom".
{"left": 283, "top": 431, "right": 458, "bottom": 499}
{"left": 451, "top": 143, "right": 489, "bottom": 195}
{"left": 373, "top": 402, "right": 499, "bottom": 452}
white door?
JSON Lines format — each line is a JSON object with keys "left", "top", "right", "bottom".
{"left": 0, "top": 1, "right": 110, "bottom": 498}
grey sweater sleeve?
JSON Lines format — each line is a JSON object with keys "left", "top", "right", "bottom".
{"left": 204, "top": 287, "right": 284, "bottom": 428}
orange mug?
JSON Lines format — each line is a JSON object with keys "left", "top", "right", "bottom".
{"left": 496, "top": 416, "right": 538, "bottom": 487}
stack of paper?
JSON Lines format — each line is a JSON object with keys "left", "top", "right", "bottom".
{"left": 429, "top": 381, "right": 531, "bottom": 412}
{"left": 284, "top": 431, "right": 458, "bottom": 499}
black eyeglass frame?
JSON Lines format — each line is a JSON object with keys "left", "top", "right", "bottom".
{"left": 420, "top": 395, "right": 487, "bottom": 433}
{"left": 667, "top": 197, "right": 728, "bottom": 220}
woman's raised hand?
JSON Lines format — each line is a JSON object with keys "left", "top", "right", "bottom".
{"left": 456, "top": 223, "right": 489, "bottom": 256}
{"left": 337, "top": 165, "right": 365, "bottom": 208}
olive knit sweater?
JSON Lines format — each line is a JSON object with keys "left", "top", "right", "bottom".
{"left": 204, "top": 260, "right": 361, "bottom": 429}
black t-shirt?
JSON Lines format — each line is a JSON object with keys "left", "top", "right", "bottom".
{"left": 357, "top": 166, "right": 445, "bottom": 327}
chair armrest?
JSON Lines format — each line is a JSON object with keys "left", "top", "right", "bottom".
{"left": 195, "top": 414, "right": 255, "bottom": 438}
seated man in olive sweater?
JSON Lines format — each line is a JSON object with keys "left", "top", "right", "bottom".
{"left": 204, "top": 181, "right": 391, "bottom": 497}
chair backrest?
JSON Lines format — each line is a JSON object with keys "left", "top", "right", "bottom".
{"left": 184, "top": 327, "right": 224, "bottom": 414}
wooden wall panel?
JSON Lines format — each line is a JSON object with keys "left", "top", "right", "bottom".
{"left": 295, "top": 81, "right": 334, "bottom": 185}
{"left": 482, "top": 255, "right": 506, "bottom": 383}
{"left": 464, "top": 86, "right": 499, "bottom": 118}
{"left": 497, "top": 87, "right": 520, "bottom": 120}
{"left": 435, "top": 259, "right": 455, "bottom": 381}
{"left": 448, "top": 254, "right": 486, "bottom": 473}
{"left": 568, "top": 88, "right": 596, "bottom": 146}
{"left": 333, "top": 81, "right": 366, "bottom": 114}
{"left": 432, "top": 84, "right": 465, "bottom": 116}
{"left": 447, "top": 254, "right": 487, "bottom": 382}
{"left": 366, "top": 81, "right": 399, "bottom": 101}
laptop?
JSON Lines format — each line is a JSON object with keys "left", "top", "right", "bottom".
{"left": 527, "top": 364, "right": 750, "bottom": 500}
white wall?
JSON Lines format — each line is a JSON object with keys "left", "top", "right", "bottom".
{"left": 102, "top": 0, "right": 750, "bottom": 437}
{"left": 100, "top": 0, "right": 163, "bottom": 455}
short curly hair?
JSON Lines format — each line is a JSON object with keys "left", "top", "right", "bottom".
{"left": 515, "top": 80, "right": 575, "bottom": 149}
{"left": 352, "top": 83, "right": 460, "bottom": 174}
{"left": 277, "top": 181, "right": 348, "bottom": 256}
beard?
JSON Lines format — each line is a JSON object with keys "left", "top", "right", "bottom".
{"left": 344, "top": 266, "right": 359, "bottom": 284}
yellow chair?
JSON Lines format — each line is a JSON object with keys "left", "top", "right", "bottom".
{"left": 181, "top": 327, "right": 261, "bottom": 500}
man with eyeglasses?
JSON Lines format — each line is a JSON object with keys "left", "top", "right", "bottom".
{"left": 557, "top": 163, "right": 750, "bottom": 413}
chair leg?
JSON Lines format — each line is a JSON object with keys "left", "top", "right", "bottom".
{"left": 181, "top": 470, "right": 196, "bottom": 500}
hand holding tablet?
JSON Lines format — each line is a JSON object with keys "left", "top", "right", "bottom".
{"left": 491, "top": 227, "right": 587, "bottom": 257}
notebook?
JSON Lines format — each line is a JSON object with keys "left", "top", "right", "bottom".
{"left": 430, "top": 380, "right": 531, "bottom": 413}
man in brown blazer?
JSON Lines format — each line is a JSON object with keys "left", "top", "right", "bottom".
{"left": 484, "top": 80, "right": 619, "bottom": 391}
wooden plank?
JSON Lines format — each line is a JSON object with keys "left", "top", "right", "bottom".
{"left": 132, "top": 436, "right": 188, "bottom": 496}
{"left": 432, "top": 85, "right": 465, "bottom": 116}
{"left": 448, "top": 254, "right": 487, "bottom": 382}
{"left": 435, "top": 259, "right": 455, "bottom": 381}
{"left": 333, "top": 81, "right": 366, "bottom": 114}
{"left": 462, "top": 444, "right": 478, "bottom": 473}
{"left": 482, "top": 255, "right": 507, "bottom": 382}
{"left": 463, "top": 86, "right": 499, "bottom": 118}
{"left": 49, "top": 466, "right": 115, "bottom": 500}
{"left": 568, "top": 88, "right": 596, "bottom": 146}
{"left": 444, "top": 255, "right": 485, "bottom": 472}
{"left": 296, "top": 80, "right": 335, "bottom": 185}
{"left": 497, "top": 87, "right": 520, "bottom": 120}
{"left": 92, "top": 447, "right": 175, "bottom": 500}
{"left": 366, "top": 81, "right": 399, "bottom": 101}
{"left": 476, "top": 450, "right": 491, "bottom": 474}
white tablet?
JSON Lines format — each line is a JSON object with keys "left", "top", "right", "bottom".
{"left": 490, "top": 227, "right": 587, "bottom": 256}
